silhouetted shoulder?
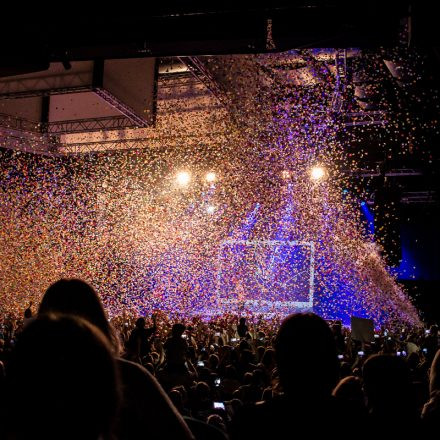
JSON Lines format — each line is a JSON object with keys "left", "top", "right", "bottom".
{"left": 184, "top": 416, "right": 228, "bottom": 440}
{"left": 230, "top": 395, "right": 357, "bottom": 440}
{"left": 116, "top": 358, "right": 194, "bottom": 439}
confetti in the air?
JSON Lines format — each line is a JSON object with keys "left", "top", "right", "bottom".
{"left": 0, "top": 50, "right": 424, "bottom": 326}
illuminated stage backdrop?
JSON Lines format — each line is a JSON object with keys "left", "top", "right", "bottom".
{"left": 217, "top": 240, "right": 314, "bottom": 314}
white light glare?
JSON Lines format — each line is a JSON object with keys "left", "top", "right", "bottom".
{"left": 310, "top": 166, "right": 326, "bottom": 181}
{"left": 206, "top": 205, "right": 216, "bottom": 214}
{"left": 205, "top": 172, "right": 217, "bottom": 183}
{"left": 176, "top": 171, "right": 191, "bottom": 186}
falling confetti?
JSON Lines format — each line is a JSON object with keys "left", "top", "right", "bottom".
{"left": 0, "top": 50, "right": 424, "bottom": 326}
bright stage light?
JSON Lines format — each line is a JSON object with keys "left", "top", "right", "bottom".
{"left": 310, "top": 166, "right": 326, "bottom": 181}
{"left": 205, "top": 172, "right": 217, "bottom": 183}
{"left": 206, "top": 205, "right": 216, "bottom": 214}
{"left": 176, "top": 171, "right": 191, "bottom": 186}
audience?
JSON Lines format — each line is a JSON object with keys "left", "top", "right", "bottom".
{"left": 362, "top": 354, "right": 419, "bottom": 427}
{"left": 37, "top": 279, "right": 194, "bottom": 440}
{"left": 164, "top": 323, "right": 189, "bottom": 370}
{"left": 0, "top": 278, "right": 438, "bottom": 439}
{"left": 332, "top": 375, "right": 366, "bottom": 415}
{"left": 237, "top": 317, "right": 248, "bottom": 339}
{"left": 2, "top": 314, "right": 120, "bottom": 440}
{"left": 230, "top": 313, "right": 358, "bottom": 438}
{"left": 421, "top": 348, "right": 440, "bottom": 427}
{"left": 126, "top": 315, "right": 157, "bottom": 362}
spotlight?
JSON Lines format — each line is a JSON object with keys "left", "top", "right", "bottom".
{"left": 176, "top": 171, "right": 191, "bottom": 186}
{"left": 205, "top": 172, "right": 216, "bottom": 183}
{"left": 281, "top": 170, "right": 291, "bottom": 180}
{"left": 310, "top": 166, "right": 326, "bottom": 181}
{"left": 206, "top": 205, "right": 216, "bottom": 214}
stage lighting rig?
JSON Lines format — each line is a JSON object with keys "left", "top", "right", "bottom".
{"left": 310, "top": 166, "right": 326, "bottom": 181}
{"left": 176, "top": 171, "right": 191, "bottom": 187}
{"left": 205, "top": 172, "right": 217, "bottom": 183}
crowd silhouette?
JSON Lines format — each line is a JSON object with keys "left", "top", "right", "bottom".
{"left": 0, "top": 278, "right": 438, "bottom": 439}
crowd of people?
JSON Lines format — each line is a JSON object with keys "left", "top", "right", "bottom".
{"left": 0, "top": 278, "right": 439, "bottom": 439}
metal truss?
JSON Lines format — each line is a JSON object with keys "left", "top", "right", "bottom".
{"left": 0, "top": 114, "right": 57, "bottom": 155}
{"left": 0, "top": 113, "right": 40, "bottom": 133}
{"left": 346, "top": 165, "right": 424, "bottom": 178}
{"left": 45, "top": 116, "right": 137, "bottom": 135}
{"left": 385, "top": 169, "right": 423, "bottom": 177}
{"left": 0, "top": 68, "right": 93, "bottom": 97}
{"left": 0, "top": 112, "right": 139, "bottom": 136}
{"left": 93, "top": 87, "right": 149, "bottom": 128}
{"left": 331, "top": 49, "right": 347, "bottom": 113}
{"left": 0, "top": 128, "right": 60, "bottom": 156}
{"left": 401, "top": 191, "right": 437, "bottom": 204}
{"left": 341, "top": 111, "right": 388, "bottom": 127}
{"left": 59, "top": 138, "right": 156, "bottom": 154}
{"left": 158, "top": 72, "right": 197, "bottom": 89}
{"left": 178, "top": 56, "right": 228, "bottom": 107}
{"left": 0, "top": 85, "right": 92, "bottom": 100}
{"left": 59, "top": 130, "right": 228, "bottom": 154}
{"left": 0, "top": 83, "right": 149, "bottom": 128}
{"left": 345, "top": 164, "right": 382, "bottom": 177}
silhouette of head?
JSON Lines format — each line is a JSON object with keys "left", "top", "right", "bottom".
{"left": 39, "top": 279, "right": 118, "bottom": 352}
{"left": 429, "top": 349, "right": 440, "bottom": 394}
{"left": 136, "top": 317, "right": 146, "bottom": 328}
{"left": 5, "top": 313, "right": 120, "bottom": 439}
{"left": 171, "top": 323, "right": 186, "bottom": 337}
{"left": 274, "top": 313, "right": 339, "bottom": 398}
{"left": 363, "top": 354, "right": 414, "bottom": 417}
{"left": 333, "top": 375, "right": 365, "bottom": 409}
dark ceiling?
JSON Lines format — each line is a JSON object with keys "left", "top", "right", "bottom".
{"left": 0, "top": 1, "right": 436, "bottom": 71}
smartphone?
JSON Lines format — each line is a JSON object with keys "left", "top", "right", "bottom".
{"left": 425, "top": 329, "right": 430, "bottom": 335}
{"left": 214, "top": 378, "right": 221, "bottom": 387}
{"left": 396, "top": 351, "right": 401, "bottom": 356}
{"left": 182, "top": 334, "right": 188, "bottom": 339}
{"left": 197, "top": 361, "right": 205, "bottom": 367}
{"left": 214, "top": 402, "right": 225, "bottom": 410}
{"left": 231, "top": 338, "right": 237, "bottom": 342}
{"left": 423, "top": 348, "right": 428, "bottom": 354}
{"left": 358, "top": 351, "right": 364, "bottom": 356}
{"left": 374, "top": 334, "right": 379, "bottom": 339}
{"left": 215, "top": 332, "right": 221, "bottom": 337}
{"left": 338, "top": 355, "right": 344, "bottom": 360}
